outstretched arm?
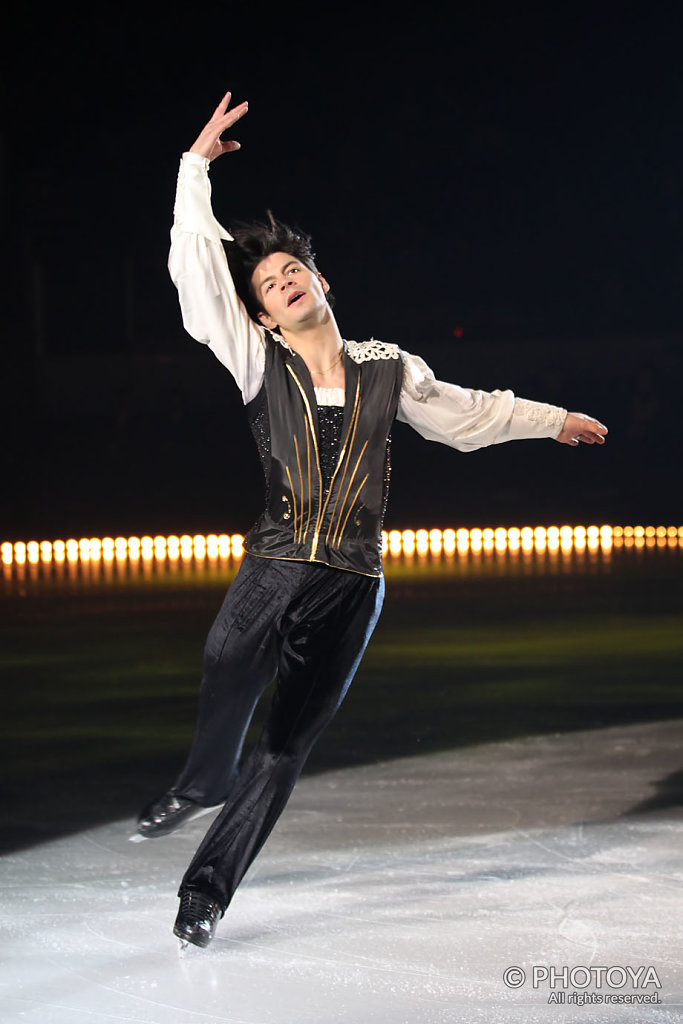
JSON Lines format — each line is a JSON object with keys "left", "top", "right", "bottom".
{"left": 397, "top": 350, "right": 608, "bottom": 451}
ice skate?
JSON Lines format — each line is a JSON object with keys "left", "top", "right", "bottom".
{"left": 132, "top": 792, "right": 221, "bottom": 841}
{"left": 173, "top": 890, "right": 223, "bottom": 949}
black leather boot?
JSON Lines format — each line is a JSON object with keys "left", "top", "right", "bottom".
{"left": 173, "top": 890, "right": 224, "bottom": 948}
{"left": 134, "top": 792, "right": 219, "bottom": 839}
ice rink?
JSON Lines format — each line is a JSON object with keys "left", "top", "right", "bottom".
{"left": 3, "top": 720, "right": 682, "bottom": 1023}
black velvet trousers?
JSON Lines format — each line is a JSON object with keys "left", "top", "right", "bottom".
{"left": 172, "top": 552, "right": 384, "bottom": 911}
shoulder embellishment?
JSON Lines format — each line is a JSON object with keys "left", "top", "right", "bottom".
{"left": 346, "top": 338, "right": 401, "bottom": 364}
{"left": 270, "top": 331, "right": 292, "bottom": 352}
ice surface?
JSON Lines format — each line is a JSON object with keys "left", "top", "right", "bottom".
{"left": 2, "top": 721, "right": 683, "bottom": 1023}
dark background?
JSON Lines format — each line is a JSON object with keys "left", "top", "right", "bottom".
{"left": 3, "top": 3, "right": 681, "bottom": 540}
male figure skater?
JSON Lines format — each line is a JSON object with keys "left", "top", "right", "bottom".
{"left": 136, "top": 91, "right": 608, "bottom": 949}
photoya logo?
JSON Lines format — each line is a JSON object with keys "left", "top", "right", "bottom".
{"left": 503, "top": 964, "right": 662, "bottom": 1002}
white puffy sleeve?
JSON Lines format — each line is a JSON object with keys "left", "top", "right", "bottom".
{"left": 168, "top": 152, "right": 266, "bottom": 404}
{"left": 396, "top": 351, "right": 567, "bottom": 452}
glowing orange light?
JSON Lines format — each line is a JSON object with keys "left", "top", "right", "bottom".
{"left": 401, "top": 528, "right": 416, "bottom": 555}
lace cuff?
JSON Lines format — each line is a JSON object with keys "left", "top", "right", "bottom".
{"left": 175, "top": 153, "right": 234, "bottom": 244}
{"left": 511, "top": 398, "right": 567, "bottom": 439}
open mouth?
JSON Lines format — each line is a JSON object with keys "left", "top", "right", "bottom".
{"left": 287, "top": 291, "right": 305, "bottom": 307}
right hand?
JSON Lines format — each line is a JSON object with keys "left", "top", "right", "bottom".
{"left": 189, "top": 90, "right": 249, "bottom": 161}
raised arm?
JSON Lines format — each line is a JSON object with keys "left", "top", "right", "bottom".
{"left": 168, "top": 91, "right": 265, "bottom": 404}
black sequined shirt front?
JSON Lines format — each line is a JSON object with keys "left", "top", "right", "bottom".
{"left": 317, "top": 405, "right": 344, "bottom": 498}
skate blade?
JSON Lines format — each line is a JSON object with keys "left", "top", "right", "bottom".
{"left": 178, "top": 937, "right": 201, "bottom": 956}
{"left": 128, "top": 833, "right": 147, "bottom": 843}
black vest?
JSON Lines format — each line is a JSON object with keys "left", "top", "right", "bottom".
{"left": 243, "top": 334, "right": 404, "bottom": 577}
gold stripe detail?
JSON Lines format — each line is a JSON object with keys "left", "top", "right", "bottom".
{"left": 294, "top": 434, "right": 304, "bottom": 544}
{"left": 286, "top": 365, "right": 323, "bottom": 558}
{"left": 332, "top": 440, "right": 368, "bottom": 545}
{"left": 286, "top": 365, "right": 364, "bottom": 562}
{"left": 303, "top": 425, "right": 312, "bottom": 542}
{"left": 285, "top": 465, "right": 298, "bottom": 540}
{"left": 337, "top": 473, "right": 369, "bottom": 544}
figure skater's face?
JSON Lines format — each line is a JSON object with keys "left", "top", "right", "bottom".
{"left": 252, "top": 252, "right": 330, "bottom": 333}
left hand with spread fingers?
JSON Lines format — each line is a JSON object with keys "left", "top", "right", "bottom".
{"left": 556, "top": 412, "right": 608, "bottom": 446}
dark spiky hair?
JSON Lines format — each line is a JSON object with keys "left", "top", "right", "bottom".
{"left": 225, "top": 211, "right": 334, "bottom": 324}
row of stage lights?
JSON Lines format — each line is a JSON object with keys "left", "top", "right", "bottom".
{"left": 387, "top": 524, "right": 681, "bottom": 555}
{"left": 2, "top": 525, "right": 682, "bottom": 567}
